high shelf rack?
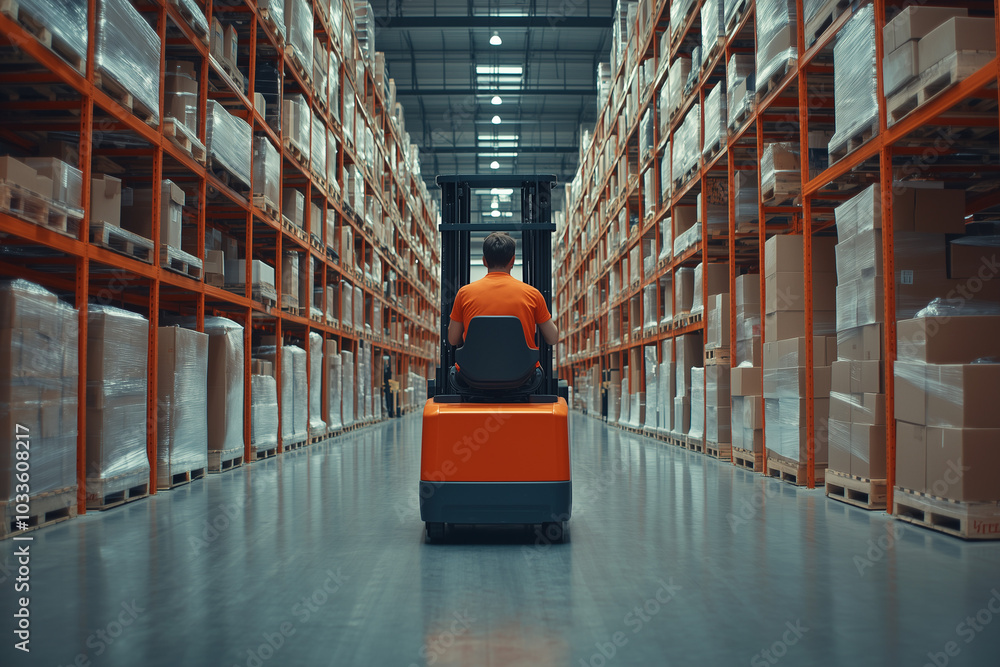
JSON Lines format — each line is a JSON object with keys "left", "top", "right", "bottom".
{"left": 0, "top": 0, "right": 440, "bottom": 514}
{"left": 554, "top": 0, "right": 1000, "bottom": 510}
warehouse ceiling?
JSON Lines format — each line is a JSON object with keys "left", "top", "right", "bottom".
{"left": 374, "top": 0, "right": 615, "bottom": 219}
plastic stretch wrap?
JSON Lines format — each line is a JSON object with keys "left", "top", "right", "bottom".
{"left": 313, "top": 42, "right": 329, "bottom": 107}
{"left": 343, "top": 79, "right": 356, "bottom": 146}
{"left": 672, "top": 103, "right": 700, "bottom": 184}
{"left": 341, "top": 350, "right": 355, "bottom": 427}
{"left": 618, "top": 375, "right": 630, "bottom": 427}
{"left": 644, "top": 346, "right": 659, "bottom": 430}
{"left": 658, "top": 361, "right": 674, "bottom": 433}
{"left": 724, "top": 0, "right": 746, "bottom": 33}
{"left": 202, "top": 317, "right": 245, "bottom": 454}
{"left": 639, "top": 109, "right": 653, "bottom": 163}
{"left": 670, "top": 0, "right": 696, "bottom": 38}
{"left": 701, "top": 0, "right": 725, "bottom": 60}
{"left": 86, "top": 306, "right": 149, "bottom": 482}
{"left": 687, "top": 46, "right": 702, "bottom": 90}
{"left": 734, "top": 169, "right": 758, "bottom": 224}
{"left": 283, "top": 345, "right": 308, "bottom": 442}
{"left": 727, "top": 54, "right": 755, "bottom": 127}
{"left": 341, "top": 282, "right": 353, "bottom": 330}
{"left": 673, "top": 221, "right": 702, "bottom": 257}
{"left": 23, "top": 158, "right": 83, "bottom": 212}
{"left": 608, "top": 307, "right": 620, "bottom": 344}
{"left": 706, "top": 366, "right": 731, "bottom": 445}
{"left": 250, "top": 374, "right": 279, "bottom": 451}
{"left": 703, "top": 83, "right": 727, "bottom": 156}
{"left": 895, "top": 360, "right": 1000, "bottom": 429}
{"left": 755, "top": 0, "right": 796, "bottom": 88}
{"left": 629, "top": 393, "right": 642, "bottom": 429}
{"left": 327, "top": 341, "right": 342, "bottom": 430}
{"left": 660, "top": 149, "right": 672, "bottom": 204}
{"left": 253, "top": 137, "right": 281, "bottom": 208}
{"left": 329, "top": 51, "right": 341, "bottom": 121}
{"left": 311, "top": 109, "right": 326, "bottom": 178}
{"left": 764, "top": 396, "right": 829, "bottom": 463}
{"left": 207, "top": 100, "right": 252, "bottom": 187}
{"left": 175, "top": 0, "right": 208, "bottom": 35}
{"left": 308, "top": 333, "right": 327, "bottom": 436}
{"left": 284, "top": 0, "right": 313, "bottom": 73}
{"left": 157, "top": 326, "right": 208, "bottom": 479}
{"left": 668, "top": 57, "right": 691, "bottom": 119}
{"left": 691, "top": 262, "right": 705, "bottom": 314}
{"left": 830, "top": 6, "right": 878, "bottom": 152}
{"left": 706, "top": 293, "right": 727, "bottom": 349}
{"left": 659, "top": 276, "right": 673, "bottom": 324}
{"left": 19, "top": 0, "right": 87, "bottom": 64}
{"left": 608, "top": 380, "right": 620, "bottom": 423}
{"left": 659, "top": 216, "right": 672, "bottom": 263}
{"left": 258, "top": 0, "right": 285, "bottom": 40}
{"left": 282, "top": 95, "right": 311, "bottom": 159}
{"left": 803, "top": 0, "right": 828, "bottom": 24}
{"left": 354, "top": 284, "right": 364, "bottom": 332}
{"left": 327, "top": 130, "right": 339, "bottom": 190}
{"left": 689, "top": 367, "right": 705, "bottom": 439}
{"left": 96, "top": 0, "right": 160, "bottom": 123}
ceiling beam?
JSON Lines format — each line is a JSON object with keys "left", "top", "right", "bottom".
{"left": 394, "top": 88, "right": 597, "bottom": 97}
{"left": 376, "top": 16, "right": 613, "bottom": 29}
{"left": 420, "top": 145, "right": 580, "bottom": 154}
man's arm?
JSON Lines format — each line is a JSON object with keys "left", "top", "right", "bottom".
{"left": 448, "top": 319, "right": 465, "bottom": 346}
{"left": 539, "top": 319, "right": 558, "bottom": 346}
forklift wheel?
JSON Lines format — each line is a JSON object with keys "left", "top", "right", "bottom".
{"left": 426, "top": 522, "right": 446, "bottom": 542}
{"left": 540, "top": 521, "right": 565, "bottom": 544}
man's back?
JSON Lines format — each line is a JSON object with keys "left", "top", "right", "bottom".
{"left": 451, "top": 273, "right": 550, "bottom": 350}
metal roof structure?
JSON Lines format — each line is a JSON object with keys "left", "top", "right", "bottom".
{"left": 375, "top": 0, "right": 614, "bottom": 220}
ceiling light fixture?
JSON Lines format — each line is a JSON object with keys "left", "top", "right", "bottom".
{"left": 491, "top": 95, "right": 503, "bottom": 105}
{"left": 492, "top": 115, "right": 501, "bottom": 124}
{"left": 491, "top": 209, "right": 501, "bottom": 217}
{"left": 490, "top": 160, "right": 500, "bottom": 169}
{"left": 490, "top": 32, "right": 502, "bottom": 46}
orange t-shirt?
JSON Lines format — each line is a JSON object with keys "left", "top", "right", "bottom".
{"left": 449, "top": 272, "right": 552, "bottom": 350}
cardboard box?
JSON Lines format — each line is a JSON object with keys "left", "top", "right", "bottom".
{"left": 765, "top": 271, "right": 837, "bottom": 313}
{"left": 895, "top": 421, "right": 926, "bottom": 492}
{"left": 764, "top": 234, "right": 836, "bottom": 277}
{"left": 205, "top": 250, "right": 225, "bottom": 286}
{"left": 884, "top": 6, "right": 967, "bottom": 52}
{"left": 851, "top": 423, "right": 887, "bottom": 479}
{"left": 918, "top": 17, "right": 995, "bottom": 75}
{"left": 883, "top": 41, "right": 920, "bottom": 96}
{"left": 828, "top": 418, "right": 851, "bottom": 473}
{"left": 254, "top": 92, "right": 266, "bottom": 117}
{"left": 894, "top": 361, "right": 927, "bottom": 426}
{"left": 850, "top": 360, "right": 882, "bottom": 394}
{"left": 950, "top": 242, "right": 1000, "bottom": 280}
{"left": 210, "top": 18, "right": 225, "bottom": 63}
{"left": 829, "top": 391, "right": 852, "bottom": 423}
{"left": 892, "top": 187, "right": 966, "bottom": 234}
{"left": 836, "top": 323, "right": 883, "bottom": 361}
{"left": 852, "top": 392, "right": 886, "bottom": 426}
{"left": 224, "top": 24, "right": 239, "bottom": 69}
{"left": 735, "top": 273, "right": 761, "bottom": 307}
{"left": 122, "top": 181, "right": 184, "bottom": 248}
{"left": 926, "top": 427, "right": 1000, "bottom": 502}
{"left": 206, "top": 321, "right": 244, "bottom": 452}
{"left": 730, "top": 366, "right": 762, "bottom": 396}
{"left": 0, "top": 155, "right": 37, "bottom": 191}
{"left": 674, "top": 267, "right": 695, "bottom": 313}
{"left": 224, "top": 259, "right": 275, "bottom": 287}
{"left": 925, "top": 364, "right": 1000, "bottom": 429}
{"left": 91, "top": 174, "right": 122, "bottom": 227}
{"left": 897, "top": 316, "right": 1000, "bottom": 364}
{"left": 764, "top": 311, "right": 836, "bottom": 342}
{"left": 282, "top": 189, "right": 305, "bottom": 228}
{"left": 23, "top": 157, "right": 83, "bottom": 209}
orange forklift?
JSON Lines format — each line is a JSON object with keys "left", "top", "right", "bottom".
{"left": 420, "top": 175, "right": 571, "bottom": 543}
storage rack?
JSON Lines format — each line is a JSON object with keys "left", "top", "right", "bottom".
{"left": 0, "top": 0, "right": 440, "bottom": 514}
{"left": 554, "top": 0, "right": 1000, "bottom": 510}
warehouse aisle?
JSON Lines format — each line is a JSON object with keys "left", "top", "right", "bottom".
{"left": 5, "top": 413, "right": 1000, "bottom": 666}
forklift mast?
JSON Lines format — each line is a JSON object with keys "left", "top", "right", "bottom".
{"left": 434, "top": 174, "right": 559, "bottom": 397}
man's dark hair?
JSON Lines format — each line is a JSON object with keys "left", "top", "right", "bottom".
{"left": 483, "top": 232, "right": 516, "bottom": 268}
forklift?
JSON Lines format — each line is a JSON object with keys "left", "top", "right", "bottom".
{"left": 420, "top": 175, "right": 571, "bottom": 543}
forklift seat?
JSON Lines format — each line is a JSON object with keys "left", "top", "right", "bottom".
{"left": 454, "top": 316, "right": 539, "bottom": 391}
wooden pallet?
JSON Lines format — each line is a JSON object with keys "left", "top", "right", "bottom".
{"left": 755, "top": 56, "right": 795, "bottom": 102}
{"left": 167, "top": 0, "right": 210, "bottom": 42}
{"left": 309, "top": 432, "right": 329, "bottom": 445}
{"left": 893, "top": 488, "right": 1000, "bottom": 540}
{"left": 85, "top": 470, "right": 149, "bottom": 510}
{"left": 0, "top": 0, "right": 85, "bottom": 72}
{"left": 285, "top": 438, "right": 309, "bottom": 451}
{"left": 1, "top": 486, "right": 77, "bottom": 540}
{"left": 163, "top": 117, "right": 207, "bottom": 164}
{"left": 685, "top": 437, "right": 704, "bottom": 454}
{"left": 208, "top": 448, "right": 244, "bottom": 474}
{"left": 828, "top": 118, "right": 879, "bottom": 165}
{"left": 825, "top": 470, "right": 887, "bottom": 510}
{"left": 253, "top": 446, "right": 278, "bottom": 461}
{"left": 701, "top": 36, "right": 725, "bottom": 74}
{"left": 767, "top": 457, "right": 826, "bottom": 486}
{"left": 0, "top": 180, "right": 80, "bottom": 236}
{"left": 260, "top": 7, "right": 285, "bottom": 47}
{"left": 887, "top": 51, "right": 996, "bottom": 127}
{"left": 672, "top": 311, "right": 703, "bottom": 329}
{"left": 285, "top": 45, "right": 312, "bottom": 83}
{"left": 724, "top": 0, "right": 750, "bottom": 33}
{"left": 253, "top": 195, "right": 279, "bottom": 220}
{"left": 157, "top": 466, "right": 207, "bottom": 490}
{"left": 282, "top": 216, "right": 309, "bottom": 243}
{"left": 733, "top": 446, "right": 764, "bottom": 472}
{"left": 804, "top": 0, "right": 851, "bottom": 48}
{"left": 704, "top": 347, "right": 731, "bottom": 366}
{"left": 95, "top": 71, "right": 157, "bottom": 126}
{"left": 210, "top": 54, "right": 245, "bottom": 93}
{"left": 90, "top": 221, "right": 155, "bottom": 263}
{"left": 706, "top": 442, "right": 732, "bottom": 460}
{"left": 160, "top": 244, "right": 203, "bottom": 279}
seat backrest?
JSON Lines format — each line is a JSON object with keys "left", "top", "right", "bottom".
{"left": 455, "top": 316, "right": 539, "bottom": 390}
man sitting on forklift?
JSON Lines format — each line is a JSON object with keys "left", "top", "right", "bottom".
{"left": 447, "top": 231, "right": 559, "bottom": 350}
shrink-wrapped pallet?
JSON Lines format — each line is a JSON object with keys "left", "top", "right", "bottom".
{"left": 97, "top": 0, "right": 161, "bottom": 123}
{"left": 157, "top": 326, "right": 209, "bottom": 484}
{"left": 251, "top": 374, "right": 279, "bottom": 452}
{"left": 207, "top": 100, "right": 252, "bottom": 187}
{"left": 829, "top": 6, "right": 878, "bottom": 157}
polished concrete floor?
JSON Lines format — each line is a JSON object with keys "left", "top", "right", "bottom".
{"left": 3, "top": 413, "right": 1000, "bottom": 666}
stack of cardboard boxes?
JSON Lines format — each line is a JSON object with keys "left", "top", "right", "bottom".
{"left": 203, "top": 318, "right": 245, "bottom": 467}
{"left": 1, "top": 281, "right": 79, "bottom": 518}
{"left": 762, "top": 235, "right": 838, "bottom": 474}
{"left": 308, "top": 333, "right": 328, "bottom": 437}
{"left": 674, "top": 333, "right": 702, "bottom": 437}
{"left": 157, "top": 326, "right": 209, "bottom": 487}
{"left": 326, "top": 339, "right": 343, "bottom": 431}
{"left": 85, "top": 306, "right": 149, "bottom": 502}
{"left": 731, "top": 275, "right": 763, "bottom": 460}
